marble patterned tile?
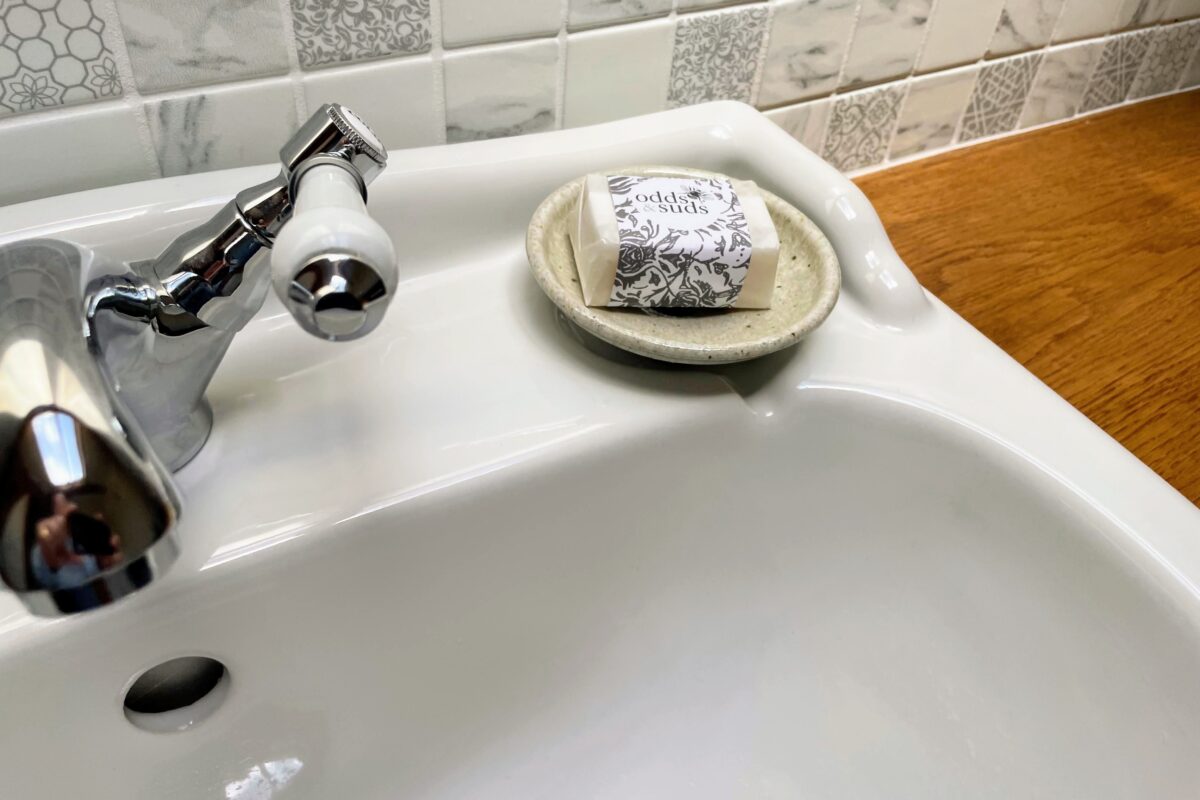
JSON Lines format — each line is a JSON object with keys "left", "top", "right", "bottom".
{"left": 565, "top": 17, "right": 673, "bottom": 126}
{"left": 757, "top": 0, "right": 858, "bottom": 107}
{"left": 441, "top": 0, "right": 561, "bottom": 47}
{"left": 821, "top": 82, "right": 907, "bottom": 171}
{"left": 1127, "top": 19, "right": 1200, "bottom": 96}
{"left": 0, "top": 0, "right": 123, "bottom": 117}
{"left": 889, "top": 67, "right": 978, "bottom": 157}
{"left": 1114, "top": 0, "right": 1171, "bottom": 28}
{"left": 290, "top": 0, "right": 431, "bottom": 70}
{"left": 667, "top": 5, "right": 768, "bottom": 106}
{"left": 764, "top": 96, "right": 831, "bottom": 153}
{"left": 839, "top": 0, "right": 933, "bottom": 88}
{"left": 1168, "top": 0, "right": 1200, "bottom": 19}
{"left": 917, "top": 0, "right": 1007, "bottom": 72}
{"left": 959, "top": 51, "right": 1043, "bottom": 141}
{"left": 676, "top": 0, "right": 763, "bottom": 9}
{"left": 0, "top": 102, "right": 152, "bottom": 204}
{"left": 1053, "top": 0, "right": 1122, "bottom": 41}
{"left": 989, "top": 0, "right": 1068, "bottom": 56}
{"left": 568, "top": 0, "right": 672, "bottom": 29}
{"left": 302, "top": 56, "right": 440, "bottom": 148}
{"left": 146, "top": 79, "right": 298, "bottom": 177}
{"left": 1019, "top": 40, "right": 1102, "bottom": 126}
{"left": 114, "top": 0, "right": 289, "bottom": 93}
{"left": 443, "top": 38, "right": 558, "bottom": 142}
{"left": 1079, "top": 28, "right": 1152, "bottom": 110}
{"left": 1182, "top": 34, "right": 1200, "bottom": 84}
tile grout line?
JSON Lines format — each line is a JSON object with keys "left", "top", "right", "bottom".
{"left": 555, "top": 0, "right": 570, "bottom": 129}
{"left": 748, "top": 1, "right": 775, "bottom": 107}
{"left": 429, "top": 0, "right": 448, "bottom": 145}
{"left": 831, "top": 0, "right": 866, "bottom": 96}
{"left": 273, "top": 0, "right": 309, "bottom": 126}
{"left": 94, "top": 0, "right": 159, "bottom": 179}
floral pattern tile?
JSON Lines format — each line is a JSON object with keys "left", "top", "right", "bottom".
{"left": 821, "top": 82, "right": 906, "bottom": 171}
{"left": 0, "top": 0, "right": 122, "bottom": 116}
{"left": 959, "top": 52, "right": 1043, "bottom": 141}
{"left": 290, "top": 0, "right": 431, "bottom": 70}
{"left": 1079, "top": 29, "right": 1152, "bottom": 110}
{"left": 667, "top": 5, "right": 768, "bottom": 107}
{"left": 1127, "top": 19, "right": 1200, "bottom": 97}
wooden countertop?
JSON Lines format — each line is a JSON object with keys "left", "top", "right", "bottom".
{"left": 855, "top": 90, "right": 1200, "bottom": 507}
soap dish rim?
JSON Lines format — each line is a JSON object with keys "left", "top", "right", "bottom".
{"left": 526, "top": 165, "right": 841, "bottom": 365}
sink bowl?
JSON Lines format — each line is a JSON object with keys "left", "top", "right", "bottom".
{"left": 1, "top": 102, "right": 1198, "bottom": 799}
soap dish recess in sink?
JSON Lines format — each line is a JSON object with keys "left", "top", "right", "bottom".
{"left": 526, "top": 166, "right": 841, "bottom": 365}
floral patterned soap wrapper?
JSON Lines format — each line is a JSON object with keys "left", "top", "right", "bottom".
{"left": 569, "top": 172, "right": 780, "bottom": 310}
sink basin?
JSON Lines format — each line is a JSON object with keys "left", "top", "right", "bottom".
{"left": 1, "top": 102, "right": 1198, "bottom": 799}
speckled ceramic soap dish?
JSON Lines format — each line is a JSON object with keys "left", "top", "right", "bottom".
{"left": 526, "top": 166, "right": 841, "bottom": 365}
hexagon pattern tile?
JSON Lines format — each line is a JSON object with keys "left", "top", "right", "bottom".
{"left": 0, "top": 0, "right": 121, "bottom": 116}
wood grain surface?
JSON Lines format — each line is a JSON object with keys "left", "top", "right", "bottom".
{"left": 855, "top": 90, "right": 1200, "bottom": 507}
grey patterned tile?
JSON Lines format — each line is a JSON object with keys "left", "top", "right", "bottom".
{"left": 959, "top": 52, "right": 1042, "bottom": 141}
{"left": 1019, "top": 40, "right": 1102, "bottom": 126}
{"left": 115, "top": 0, "right": 289, "bottom": 92}
{"left": 443, "top": 38, "right": 557, "bottom": 142}
{"left": 1115, "top": 0, "right": 1171, "bottom": 28}
{"left": 146, "top": 79, "right": 298, "bottom": 177}
{"left": 990, "top": 0, "right": 1068, "bottom": 56}
{"left": 1079, "top": 28, "right": 1152, "bottom": 110}
{"left": 0, "top": 0, "right": 122, "bottom": 116}
{"left": 765, "top": 96, "right": 831, "bottom": 153}
{"left": 568, "top": 0, "right": 672, "bottom": 29}
{"left": 757, "top": 0, "right": 858, "bottom": 107}
{"left": 890, "top": 67, "right": 978, "bottom": 157}
{"left": 1127, "top": 19, "right": 1200, "bottom": 96}
{"left": 667, "top": 5, "right": 768, "bottom": 106}
{"left": 839, "top": 0, "right": 933, "bottom": 88}
{"left": 290, "top": 0, "right": 431, "bottom": 70}
{"left": 821, "top": 82, "right": 907, "bottom": 171}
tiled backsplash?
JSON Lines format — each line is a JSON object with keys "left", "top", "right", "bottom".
{"left": 1, "top": 0, "right": 1199, "bottom": 205}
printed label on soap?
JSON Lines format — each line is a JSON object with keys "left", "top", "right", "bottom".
{"left": 607, "top": 175, "right": 752, "bottom": 308}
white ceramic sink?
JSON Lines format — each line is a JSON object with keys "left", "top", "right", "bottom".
{"left": 1, "top": 102, "right": 1198, "bottom": 799}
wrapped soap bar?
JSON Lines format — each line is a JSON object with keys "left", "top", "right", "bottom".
{"left": 569, "top": 173, "right": 779, "bottom": 309}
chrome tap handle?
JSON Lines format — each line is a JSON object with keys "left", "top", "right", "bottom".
{"left": 281, "top": 104, "right": 388, "bottom": 188}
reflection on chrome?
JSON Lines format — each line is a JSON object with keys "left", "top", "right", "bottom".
{"left": 224, "top": 758, "right": 304, "bottom": 800}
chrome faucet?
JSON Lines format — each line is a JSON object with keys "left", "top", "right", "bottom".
{"left": 0, "top": 104, "right": 397, "bottom": 616}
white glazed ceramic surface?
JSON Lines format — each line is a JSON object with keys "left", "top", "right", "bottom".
{"left": 0, "top": 102, "right": 1198, "bottom": 799}
{"left": 526, "top": 166, "right": 841, "bottom": 364}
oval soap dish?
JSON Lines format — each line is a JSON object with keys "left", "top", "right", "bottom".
{"left": 526, "top": 166, "right": 841, "bottom": 365}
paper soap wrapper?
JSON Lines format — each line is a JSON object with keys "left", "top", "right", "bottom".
{"left": 568, "top": 173, "right": 779, "bottom": 309}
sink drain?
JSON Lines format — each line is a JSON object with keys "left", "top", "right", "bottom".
{"left": 123, "top": 656, "right": 229, "bottom": 733}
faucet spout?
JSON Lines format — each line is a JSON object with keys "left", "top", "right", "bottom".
{"left": 0, "top": 103, "right": 395, "bottom": 615}
{"left": 0, "top": 240, "right": 180, "bottom": 616}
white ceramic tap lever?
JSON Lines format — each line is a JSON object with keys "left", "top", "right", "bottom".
{"left": 270, "top": 161, "right": 398, "bottom": 341}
